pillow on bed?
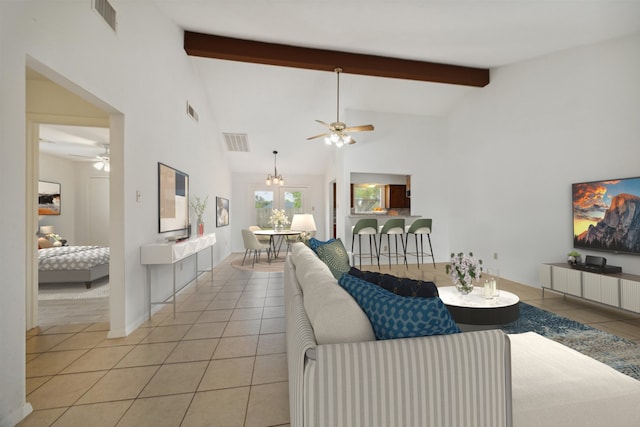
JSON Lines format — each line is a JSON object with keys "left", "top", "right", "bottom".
{"left": 38, "top": 237, "right": 53, "bottom": 249}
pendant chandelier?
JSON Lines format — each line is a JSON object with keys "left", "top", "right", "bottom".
{"left": 265, "top": 150, "right": 284, "bottom": 186}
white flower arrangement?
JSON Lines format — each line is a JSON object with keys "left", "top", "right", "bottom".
{"left": 190, "top": 195, "right": 208, "bottom": 223}
{"left": 445, "top": 252, "right": 483, "bottom": 293}
{"left": 268, "top": 208, "right": 289, "bottom": 228}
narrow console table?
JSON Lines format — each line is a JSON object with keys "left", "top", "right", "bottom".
{"left": 141, "top": 233, "right": 216, "bottom": 319}
{"left": 540, "top": 263, "right": 640, "bottom": 314}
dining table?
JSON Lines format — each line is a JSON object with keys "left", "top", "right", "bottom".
{"left": 253, "top": 229, "right": 302, "bottom": 259}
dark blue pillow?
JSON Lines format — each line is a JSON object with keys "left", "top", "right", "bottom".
{"left": 308, "top": 237, "right": 336, "bottom": 253}
{"left": 348, "top": 268, "right": 438, "bottom": 298}
{"left": 338, "top": 274, "right": 460, "bottom": 340}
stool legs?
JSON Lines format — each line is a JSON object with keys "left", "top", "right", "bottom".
{"left": 352, "top": 233, "right": 379, "bottom": 269}
{"left": 379, "top": 233, "right": 407, "bottom": 268}
{"left": 406, "top": 233, "right": 436, "bottom": 269}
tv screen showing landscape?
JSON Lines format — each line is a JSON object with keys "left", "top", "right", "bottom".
{"left": 572, "top": 176, "right": 640, "bottom": 255}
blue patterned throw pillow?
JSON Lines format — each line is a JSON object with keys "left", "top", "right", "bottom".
{"left": 338, "top": 273, "right": 460, "bottom": 340}
{"left": 315, "top": 238, "right": 351, "bottom": 279}
{"left": 308, "top": 237, "right": 336, "bottom": 253}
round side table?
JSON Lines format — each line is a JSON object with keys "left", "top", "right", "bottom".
{"left": 439, "top": 286, "right": 520, "bottom": 330}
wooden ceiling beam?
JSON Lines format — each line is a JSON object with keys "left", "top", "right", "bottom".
{"left": 184, "top": 31, "right": 489, "bottom": 88}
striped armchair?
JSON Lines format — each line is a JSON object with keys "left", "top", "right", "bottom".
{"left": 285, "top": 243, "right": 513, "bottom": 427}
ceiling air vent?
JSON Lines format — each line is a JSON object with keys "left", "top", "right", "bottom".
{"left": 186, "top": 101, "right": 199, "bottom": 123}
{"left": 93, "top": 0, "right": 117, "bottom": 32}
{"left": 224, "top": 133, "right": 250, "bottom": 152}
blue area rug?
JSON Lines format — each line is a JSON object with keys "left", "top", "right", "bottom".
{"left": 501, "top": 302, "right": 640, "bottom": 380}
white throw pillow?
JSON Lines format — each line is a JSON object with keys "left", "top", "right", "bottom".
{"left": 291, "top": 243, "right": 375, "bottom": 344}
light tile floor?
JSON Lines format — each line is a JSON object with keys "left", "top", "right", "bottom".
{"left": 20, "top": 257, "right": 640, "bottom": 426}
{"left": 21, "top": 255, "right": 290, "bottom": 427}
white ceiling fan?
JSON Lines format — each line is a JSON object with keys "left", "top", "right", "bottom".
{"left": 306, "top": 67, "right": 374, "bottom": 146}
{"left": 40, "top": 138, "right": 110, "bottom": 171}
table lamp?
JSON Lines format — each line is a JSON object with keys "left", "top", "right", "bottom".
{"left": 290, "top": 214, "right": 317, "bottom": 241}
{"left": 39, "top": 225, "right": 55, "bottom": 236}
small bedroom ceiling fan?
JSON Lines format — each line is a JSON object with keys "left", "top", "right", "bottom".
{"left": 306, "top": 67, "right": 374, "bottom": 147}
{"left": 41, "top": 139, "right": 111, "bottom": 172}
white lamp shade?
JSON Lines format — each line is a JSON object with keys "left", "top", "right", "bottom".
{"left": 40, "top": 225, "right": 55, "bottom": 235}
{"left": 290, "top": 214, "right": 316, "bottom": 232}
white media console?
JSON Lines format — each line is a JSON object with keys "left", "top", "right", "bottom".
{"left": 141, "top": 233, "right": 216, "bottom": 319}
{"left": 540, "top": 263, "right": 640, "bottom": 313}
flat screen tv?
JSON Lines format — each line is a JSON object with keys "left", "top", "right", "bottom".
{"left": 158, "top": 163, "right": 189, "bottom": 234}
{"left": 572, "top": 176, "right": 640, "bottom": 255}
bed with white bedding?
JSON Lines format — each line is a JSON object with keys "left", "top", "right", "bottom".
{"left": 38, "top": 245, "right": 110, "bottom": 289}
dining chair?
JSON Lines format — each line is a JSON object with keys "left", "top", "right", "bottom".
{"left": 241, "top": 229, "right": 271, "bottom": 267}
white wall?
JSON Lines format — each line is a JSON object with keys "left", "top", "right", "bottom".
{"left": 447, "top": 33, "right": 640, "bottom": 286}
{"left": 38, "top": 154, "right": 79, "bottom": 243}
{"left": 38, "top": 154, "right": 110, "bottom": 246}
{"left": 339, "top": 109, "right": 452, "bottom": 262}
{"left": 0, "top": 2, "right": 232, "bottom": 424}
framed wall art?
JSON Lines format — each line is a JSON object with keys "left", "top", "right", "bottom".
{"left": 216, "top": 197, "right": 229, "bottom": 227}
{"left": 158, "top": 162, "right": 189, "bottom": 233}
{"left": 38, "top": 181, "right": 61, "bottom": 215}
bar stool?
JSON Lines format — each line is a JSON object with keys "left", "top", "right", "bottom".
{"left": 351, "top": 218, "right": 379, "bottom": 269}
{"left": 378, "top": 218, "right": 407, "bottom": 267}
{"left": 404, "top": 218, "right": 435, "bottom": 268}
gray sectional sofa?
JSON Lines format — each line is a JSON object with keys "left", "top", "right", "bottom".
{"left": 285, "top": 242, "right": 640, "bottom": 427}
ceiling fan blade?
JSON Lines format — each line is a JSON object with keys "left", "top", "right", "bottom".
{"left": 315, "top": 119, "right": 332, "bottom": 128}
{"left": 69, "top": 154, "right": 96, "bottom": 159}
{"left": 347, "top": 137, "right": 357, "bottom": 145}
{"left": 306, "top": 132, "right": 329, "bottom": 141}
{"left": 344, "top": 124, "right": 374, "bottom": 133}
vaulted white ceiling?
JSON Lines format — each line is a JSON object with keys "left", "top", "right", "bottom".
{"left": 155, "top": 0, "right": 640, "bottom": 175}
{"left": 38, "top": 1, "right": 640, "bottom": 176}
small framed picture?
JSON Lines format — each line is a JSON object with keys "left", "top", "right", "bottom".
{"left": 216, "top": 197, "right": 229, "bottom": 227}
{"left": 38, "top": 181, "right": 61, "bottom": 215}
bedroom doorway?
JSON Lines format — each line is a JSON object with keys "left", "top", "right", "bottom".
{"left": 36, "top": 124, "right": 111, "bottom": 326}
{"left": 27, "top": 64, "right": 113, "bottom": 329}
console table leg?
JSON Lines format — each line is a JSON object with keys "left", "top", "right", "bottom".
{"left": 147, "top": 265, "right": 151, "bottom": 321}
{"left": 173, "top": 263, "right": 177, "bottom": 319}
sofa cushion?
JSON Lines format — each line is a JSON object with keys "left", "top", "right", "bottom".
{"left": 291, "top": 243, "right": 375, "bottom": 344}
{"left": 348, "top": 267, "right": 439, "bottom": 298}
{"left": 338, "top": 274, "right": 460, "bottom": 340}
{"left": 307, "top": 237, "right": 336, "bottom": 252}
{"left": 315, "top": 238, "right": 351, "bottom": 279}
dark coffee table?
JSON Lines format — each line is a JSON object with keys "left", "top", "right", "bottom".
{"left": 439, "top": 286, "right": 520, "bottom": 329}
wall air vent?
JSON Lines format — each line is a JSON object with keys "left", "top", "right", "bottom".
{"left": 224, "top": 133, "right": 250, "bottom": 152}
{"left": 93, "top": 0, "right": 117, "bottom": 32}
{"left": 186, "top": 101, "right": 199, "bottom": 123}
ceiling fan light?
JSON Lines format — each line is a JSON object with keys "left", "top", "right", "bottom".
{"left": 343, "top": 134, "right": 352, "bottom": 144}
{"left": 279, "top": 179, "right": 284, "bottom": 186}
{"left": 330, "top": 133, "right": 340, "bottom": 143}
{"left": 324, "top": 137, "right": 332, "bottom": 145}
{"left": 272, "top": 177, "right": 279, "bottom": 185}
{"left": 266, "top": 177, "right": 272, "bottom": 186}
